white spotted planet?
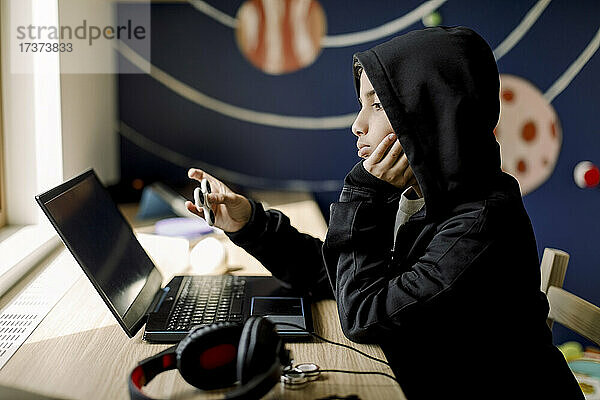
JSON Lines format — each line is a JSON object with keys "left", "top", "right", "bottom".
{"left": 495, "top": 74, "right": 562, "bottom": 195}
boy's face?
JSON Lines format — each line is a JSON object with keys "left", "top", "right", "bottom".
{"left": 352, "top": 71, "right": 397, "bottom": 159}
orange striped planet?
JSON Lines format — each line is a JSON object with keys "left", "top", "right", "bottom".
{"left": 235, "top": 0, "right": 327, "bottom": 75}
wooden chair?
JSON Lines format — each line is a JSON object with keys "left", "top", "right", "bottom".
{"left": 540, "top": 248, "right": 600, "bottom": 346}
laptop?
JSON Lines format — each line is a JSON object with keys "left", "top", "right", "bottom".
{"left": 35, "top": 169, "right": 313, "bottom": 343}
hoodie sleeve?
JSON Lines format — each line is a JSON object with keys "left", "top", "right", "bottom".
{"left": 226, "top": 199, "right": 334, "bottom": 300}
{"left": 324, "top": 173, "right": 492, "bottom": 343}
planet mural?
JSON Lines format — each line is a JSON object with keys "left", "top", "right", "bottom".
{"left": 496, "top": 74, "right": 562, "bottom": 195}
{"left": 235, "top": 0, "right": 327, "bottom": 75}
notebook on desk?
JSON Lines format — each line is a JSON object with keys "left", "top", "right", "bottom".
{"left": 35, "top": 169, "right": 312, "bottom": 343}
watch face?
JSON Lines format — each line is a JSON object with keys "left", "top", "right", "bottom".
{"left": 295, "top": 363, "right": 320, "bottom": 380}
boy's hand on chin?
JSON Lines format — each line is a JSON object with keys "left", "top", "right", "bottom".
{"left": 363, "top": 133, "right": 417, "bottom": 191}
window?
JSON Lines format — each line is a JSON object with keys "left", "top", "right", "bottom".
{"left": 0, "top": 0, "right": 63, "bottom": 296}
{"left": 0, "top": 4, "right": 5, "bottom": 230}
{"left": 0, "top": 95, "right": 5, "bottom": 230}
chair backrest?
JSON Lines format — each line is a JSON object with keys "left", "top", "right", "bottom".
{"left": 540, "top": 248, "right": 569, "bottom": 295}
{"left": 540, "top": 248, "right": 600, "bottom": 347}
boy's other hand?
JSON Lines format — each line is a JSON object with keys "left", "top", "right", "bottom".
{"left": 185, "top": 168, "right": 252, "bottom": 233}
{"left": 363, "top": 133, "right": 418, "bottom": 191}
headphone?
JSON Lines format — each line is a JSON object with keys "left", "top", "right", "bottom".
{"left": 129, "top": 317, "right": 399, "bottom": 400}
{"left": 128, "top": 316, "right": 290, "bottom": 400}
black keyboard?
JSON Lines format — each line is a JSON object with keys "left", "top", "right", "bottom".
{"left": 166, "top": 275, "right": 246, "bottom": 331}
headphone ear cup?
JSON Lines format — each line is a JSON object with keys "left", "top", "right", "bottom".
{"left": 236, "top": 316, "right": 281, "bottom": 385}
{"left": 177, "top": 323, "right": 243, "bottom": 390}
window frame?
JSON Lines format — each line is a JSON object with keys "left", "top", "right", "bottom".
{"left": 0, "top": 3, "right": 5, "bottom": 229}
{"left": 0, "top": 0, "right": 63, "bottom": 297}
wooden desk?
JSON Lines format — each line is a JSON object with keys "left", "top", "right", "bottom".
{"left": 0, "top": 192, "right": 405, "bottom": 399}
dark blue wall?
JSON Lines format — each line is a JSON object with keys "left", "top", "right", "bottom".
{"left": 118, "top": 1, "right": 600, "bottom": 347}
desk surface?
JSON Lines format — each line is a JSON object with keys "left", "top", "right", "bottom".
{"left": 0, "top": 192, "right": 405, "bottom": 399}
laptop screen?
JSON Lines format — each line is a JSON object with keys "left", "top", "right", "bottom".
{"left": 36, "top": 170, "right": 162, "bottom": 337}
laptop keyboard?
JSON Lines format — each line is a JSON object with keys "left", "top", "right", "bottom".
{"left": 167, "top": 275, "right": 246, "bottom": 331}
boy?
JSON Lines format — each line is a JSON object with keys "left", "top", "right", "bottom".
{"left": 185, "top": 26, "right": 582, "bottom": 398}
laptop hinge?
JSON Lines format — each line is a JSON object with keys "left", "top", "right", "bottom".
{"left": 147, "top": 286, "right": 170, "bottom": 315}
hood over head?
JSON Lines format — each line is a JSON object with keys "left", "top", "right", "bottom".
{"left": 353, "top": 26, "right": 505, "bottom": 218}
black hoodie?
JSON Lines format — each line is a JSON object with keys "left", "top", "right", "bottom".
{"left": 351, "top": 25, "right": 503, "bottom": 219}
{"left": 228, "top": 26, "right": 583, "bottom": 399}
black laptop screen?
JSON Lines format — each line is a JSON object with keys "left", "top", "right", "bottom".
{"left": 40, "top": 172, "right": 157, "bottom": 319}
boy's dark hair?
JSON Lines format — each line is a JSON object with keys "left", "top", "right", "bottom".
{"left": 352, "top": 57, "right": 363, "bottom": 97}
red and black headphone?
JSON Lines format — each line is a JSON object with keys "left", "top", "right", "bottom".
{"left": 128, "top": 316, "right": 290, "bottom": 400}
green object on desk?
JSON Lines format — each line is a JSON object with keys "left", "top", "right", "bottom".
{"left": 559, "top": 341, "right": 584, "bottom": 361}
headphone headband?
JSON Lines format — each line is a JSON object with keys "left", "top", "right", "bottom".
{"left": 129, "top": 347, "right": 177, "bottom": 400}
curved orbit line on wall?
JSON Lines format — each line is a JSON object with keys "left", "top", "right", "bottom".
{"left": 188, "top": 0, "right": 448, "bottom": 48}
{"left": 492, "top": 0, "right": 551, "bottom": 60}
{"left": 119, "top": 3, "right": 599, "bottom": 192}
{"left": 117, "top": 41, "right": 358, "bottom": 130}
{"left": 118, "top": 17, "right": 599, "bottom": 133}
{"left": 119, "top": 19, "right": 600, "bottom": 191}
{"left": 118, "top": 121, "right": 344, "bottom": 191}
{"left": 544, "top": 26, "right": 600, "bottom": 103}
{"left": 118, "top": 0, "right": 563, "bottom": 131}
{"left": 320, "top": 0, "right": 447, "bottom": 47}
{"left": 188, "top": 0, "right": 238, "bottom": 28}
